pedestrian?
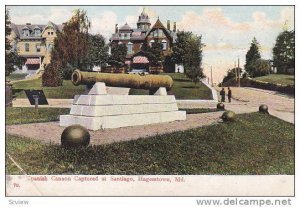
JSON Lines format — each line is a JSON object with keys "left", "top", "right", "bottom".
{"left": 228, "top": 87, "right": 232, "bottom": 103}
{"left": 220, "top": 88, "right": 225, "bottom": 102}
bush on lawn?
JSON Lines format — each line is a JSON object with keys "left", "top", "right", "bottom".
{"left": 42, "top": 62, "right": 63, "bottom": 87}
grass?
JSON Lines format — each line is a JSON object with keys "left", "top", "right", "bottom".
{"left": 12, "top": 73, "right": 213, "bottom": 100}
{"left": 6, "top": 73, "right": 27, "bottom": 81}
{"left": 12, "top": 78, "right": 86, "bottom": 99}
{"left": 6, "top": 107, "right": 70, "bottom": 125}
{"left": 182, "top": 108, "right": 217, "bottom": 114}
{"left": 253, "top": 74, "right": 295, "bottom": 86}
{"left": 130, "top": 73, "right": 213, "bottom": 100}
{"left": 6, "top": 112, "right": 294, "bottom": 175}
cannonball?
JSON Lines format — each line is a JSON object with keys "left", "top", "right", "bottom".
{"left": 259, "top": 104, "right": 269, "bottom": 114}
{"left": 61, "top": 125, "right": 90, "bottom": 148}
{"left": 217, "top": 103, "right": 225, "bottom": 110}
{"left": 221, "top": 110, "right": 236, "bottom": 122}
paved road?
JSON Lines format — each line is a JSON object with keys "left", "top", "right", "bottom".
{"left": 215, "top": 87, "right": 294, "bottom": 124}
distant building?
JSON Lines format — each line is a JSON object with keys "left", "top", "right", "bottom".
{"left": 9, "top": 21, "right": 62, "bottom": 73}
{"left": 109, "top": 9, "right": 177, "bottom": 72}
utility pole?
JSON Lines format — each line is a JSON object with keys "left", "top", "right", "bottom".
{"left": 234, "top": 61, "right": 237, "bottom": 87}
{"left": 237, "top": 56, "right": 240, "bottom": 87}
{"left": 210, "top": 66, "right": 213, "bottom": 87}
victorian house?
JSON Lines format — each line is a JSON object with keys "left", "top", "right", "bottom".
{"left": 109, "top": 9, "right": 177, "bottom": 72}
{"left": 9, "top": 21, "right": 62, "bottom": 73}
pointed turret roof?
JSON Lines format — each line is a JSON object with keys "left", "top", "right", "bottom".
{"left": 137, "top": 8, "right": 150, "bottom": 24}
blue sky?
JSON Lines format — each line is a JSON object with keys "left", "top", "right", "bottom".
{"left": 7, "top": 6, "right": 294, "bottom": 83}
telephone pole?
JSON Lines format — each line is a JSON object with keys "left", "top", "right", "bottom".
{"left": 210, "top": 66, "right": 213, "bottom": 87}
{"left": 234, "top": 61, "right": 237, "bottom": 86}
{"left": 237, "top": 56, "right": 240, "bottom": 87}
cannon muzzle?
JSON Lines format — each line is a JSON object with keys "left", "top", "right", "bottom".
{"left": 71, "top": 70, "right": 173, "bottom": 91}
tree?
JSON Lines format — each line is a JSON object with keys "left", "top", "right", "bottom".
{"left": 272, "top": 30, "right": 295, "bottom": 74}
{"left": 245, "top": 37, "right": 261, "bottom": 77}
{"left": 42, "top": 9, "right": 91, "bottom": 85}
{"left": 82, "top": 34, "right": 109, "bottom": 70}
{"left": 222, "top": 67, "right": 242, "bottom": 85}
{"left": 5, "top": 9, "right": 23, "bottom": 76}
{"left": 140, "top": 41, "right": 163, "bottom": 67}
{"left": 109, "top": 43, "right": 127, "bottom": 68}
{"left": 252, "top": 59, "right": 271, "bottom": 77}
{"left": 171, "top": 31, "right": 205, "bottom": 83}
{"left": 186, "top": 66, "right": 204, "bottom": 86}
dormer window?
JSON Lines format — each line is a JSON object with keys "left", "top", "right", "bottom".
{"left": 22, "top": 28, "right": 30, "bottom": 37}
{"left": 34, "top": 28, "right": 41, "bottom": 36}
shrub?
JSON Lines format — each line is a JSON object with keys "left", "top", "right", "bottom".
{"left": 42, "top": 62, "right": 63, "bottom": 87}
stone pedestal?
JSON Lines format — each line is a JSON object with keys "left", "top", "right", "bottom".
{"left": 60, "top": 83, "right": 186, "bottom": 130}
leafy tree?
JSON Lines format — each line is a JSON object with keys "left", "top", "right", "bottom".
{"left": 186, "top": 66, "right": 204, "bottom": 86}
{"left": 172, "top": 31, "right": 204, "bottom": 68}
{"left": 140, "top": 41, "right": 163, "bottom": 67}
{"left": 171, "top": 31, "right": 205, "bottom": 83}
{"left": 42, "top": 9, "right": 91, "bottom": 85}
{"left": 109, "top": 43, "right": 127, "bottom": 68}
{"left": 222, "top": 67, "right": 242, "bottom": 84}
{"left": 272, "top": 30, "right": 295, "bottom": 74}
{"left": 252, "top": 59, "right": 271, "bottom": 77}
{"left": 245, "top": 37, "right": 261, "bottom": 77}
{"left": 82, "top": 34, "right": 109, "bottom": 70}
{"left": 5, "top": 9, "right": 23, "bottom": 76}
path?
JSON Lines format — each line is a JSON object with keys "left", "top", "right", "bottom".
{"left": 215, "top": 87, "right": 294, "bottom": 124}
{"left": 6, "top": 112, "right": 225, "bottom": 146}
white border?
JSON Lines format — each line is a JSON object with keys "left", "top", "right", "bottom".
{"left": 1, "top": 0, "right": 298, "bottom": 206}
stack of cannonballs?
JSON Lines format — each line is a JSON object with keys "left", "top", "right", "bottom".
{"left": 61, "top": 125, "right": 90, "bottom": 148}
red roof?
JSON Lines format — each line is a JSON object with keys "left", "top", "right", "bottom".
{"left": 25, "top": 58, "right": 40, "bottom": 65}
{"left": 133, "top": 56, "right": 149, "bottom": 64}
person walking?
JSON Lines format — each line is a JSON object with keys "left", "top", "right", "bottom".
{"left": 228, "top": 87, "right": 232, "bottom": 103}
{"left": 220, "top": 88, "right": 225, "bottom": 102}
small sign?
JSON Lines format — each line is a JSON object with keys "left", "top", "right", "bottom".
{"left": 24, "top": 90, "right": 48, "bottom": 105}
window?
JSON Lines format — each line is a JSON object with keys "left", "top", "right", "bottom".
{"left": 22, "top": 29, "right": 29, "bottom": 37}
{"left": 162, "top": 40, "right": 167, "bottom": 50}
{"left": 48, "top": 32, "right": 50, "bottom": 35}
{"left": 36, "top": 43, "right": 41, "bottom": 52}
{"left": 158, "top": 29, "right": 163, "bottom": 37}
{"left": 25, "top": 43, "right": 29, "bottom": 52}
{"left": 34, "top": 29, "right": 41, "bottom": 36}
{"left": 51, "top": 32, "right": 54, "bottom": 35}
{"left": 149, "top": 40, "right": 155, "bottom": 47}
{"left": 127, "top": 42, "right": 133, "bottom": 54}
{"left": 47, "top": 44, "right": 53, "bottom": 52}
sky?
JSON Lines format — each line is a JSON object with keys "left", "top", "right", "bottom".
{"left": 7, "top": 5, "right": 294, "bottom": 83}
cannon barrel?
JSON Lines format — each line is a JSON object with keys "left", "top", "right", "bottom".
{"left": 71, "top": 70, "right": 173, "bottom": 91}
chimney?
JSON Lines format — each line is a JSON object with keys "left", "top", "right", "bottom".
{"left": 173, "top": 22, "right": 176, "bottom": 32}
{"left": 167, "top": 20, "right": 170, "bottom": 30}
{"left": 115, "top": 24, "right": 118, "bottom": 33}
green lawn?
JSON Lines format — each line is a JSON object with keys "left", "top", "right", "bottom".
{"left": 12, "top": 78, "right": 86, "bottom": 99}
{"left": 130, "top": 73, "right": 213, "bottom": 100}
{"left": 6, "top": 107, "right": 70, "bottom": 125}
{"left": 6, "top": 112, "right": 294, "bottom": 175}
{"left": 6, "top": 73, "right": 27, "bottom": 81}
{"left": 12, "top": 73, "right": 212, "bottom": 100}
{"left": 253, "top": 74, "right": 295, "bottom": 86}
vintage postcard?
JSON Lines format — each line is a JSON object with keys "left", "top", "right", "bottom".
{"left": 3, "top": 2, "right": 297, "bottom": 206}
